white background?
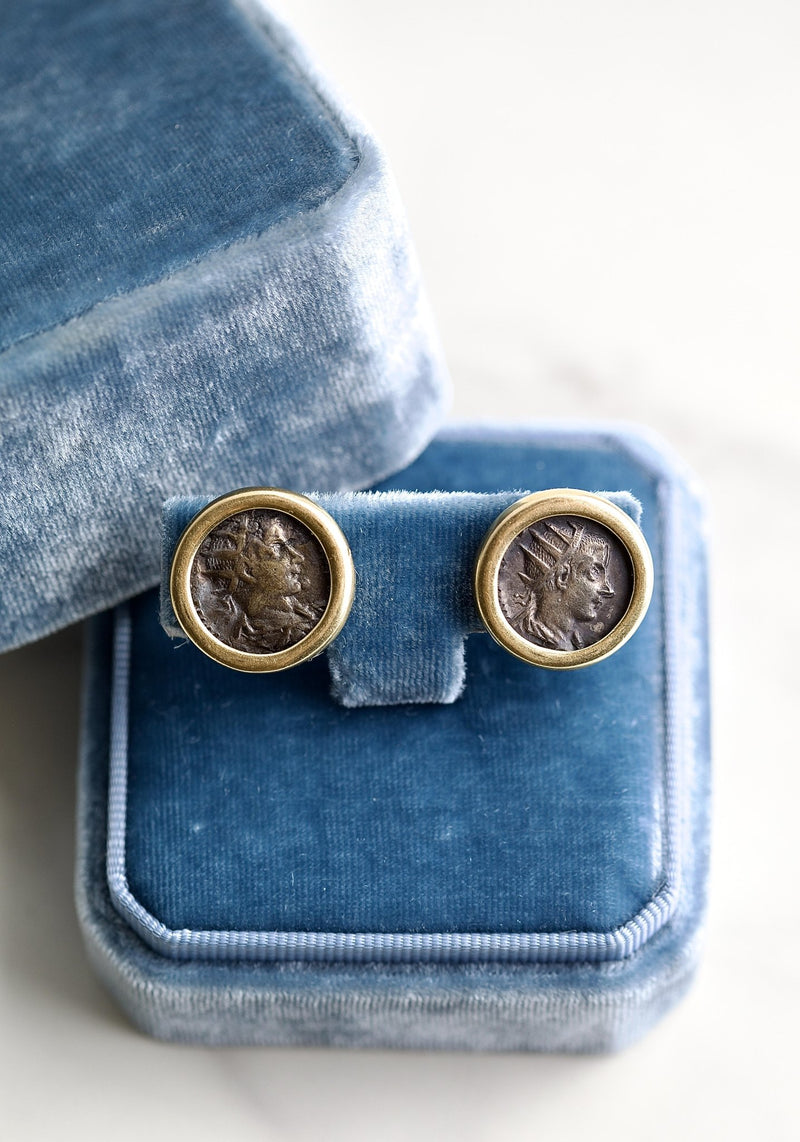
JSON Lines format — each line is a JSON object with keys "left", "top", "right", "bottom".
{"left": 2, "top": 1, "right": 799, "bottom": 1137}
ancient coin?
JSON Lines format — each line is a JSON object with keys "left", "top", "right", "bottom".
{"left": 497, "top": 514, "right": 634, "bottom": 652}
{"left": 189, "top": 508, "right": 331, "bottom": 654}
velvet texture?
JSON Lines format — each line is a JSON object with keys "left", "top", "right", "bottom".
{"left": 77, "top": 426, "right": 711, "bottom": 1050}
{"left": 0, "top": 0, "right": 447, "bottom": 654}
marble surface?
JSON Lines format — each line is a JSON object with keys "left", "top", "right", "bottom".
{"left": 1, "top": 1, "right": 797, "bottom": 1137}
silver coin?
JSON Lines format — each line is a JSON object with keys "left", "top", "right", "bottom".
{"left": 189, "top": 508, "right": 331, "bottom": 654}
{"left": 497, "top": 514, "right": 634, "bottom": 653}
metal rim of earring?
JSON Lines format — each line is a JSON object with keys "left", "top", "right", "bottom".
{"left": 473, "top": 488, "right": 654, "bottom": 670}
{"left": 170, "top": 488, "right": 355, "bottom": 673}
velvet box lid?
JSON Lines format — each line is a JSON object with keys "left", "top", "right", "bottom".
{"left": 0, "top": 0, "right": 448, "bottom": 654}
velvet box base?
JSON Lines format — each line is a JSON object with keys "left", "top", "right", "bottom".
{"left": 76, "top": 425, "right": 710, "bottom": 1050}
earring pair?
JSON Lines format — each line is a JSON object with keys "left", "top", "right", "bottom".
{"left": 170, "top": 487, "right": 653, "bottom": 674}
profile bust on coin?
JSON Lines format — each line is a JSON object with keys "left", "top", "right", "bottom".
{"left": 190, "top": 510, "right": 330, "bottom": 655}
{"left": 474, "top": 489, "right": 653, "bottom": 669}
{"left": 170, "top": 488, "right": 355, "bottom": 673}
{"left": 502, "top": 517, "right": 620, "bottom": 652}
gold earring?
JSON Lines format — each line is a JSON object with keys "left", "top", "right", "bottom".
{"left": 170, "top": 488, "right": 355, "bottom": 672}
{"left": 474, "top": 489, "right": 654, "bottom": 669}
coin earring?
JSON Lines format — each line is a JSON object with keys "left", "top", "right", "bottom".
{"left": 473, "top": 489, "right": 654, "bottom": 669}
{"left": 169, "top": 488, "right": 355, "bottom": 672}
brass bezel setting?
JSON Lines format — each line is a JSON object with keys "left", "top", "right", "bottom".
{"left": 170, "top": 488, "right": 355, "bottom": 673}
{"left": 474, "top": 489, "right": 654, "bottom": 669}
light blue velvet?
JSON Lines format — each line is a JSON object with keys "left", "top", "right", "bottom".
{"left": 0, "top": 0, "right": 448, "bottom": 654}
{"left": 76, "top": 425, "right": 711, "bottom": 1049}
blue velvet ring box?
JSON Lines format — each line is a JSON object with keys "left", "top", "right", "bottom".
{"left": 77, "top": 424, "right": 710, "bottom": 1051}
{"left": 0, "top": 0, "right": 446, "bottom": 653}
